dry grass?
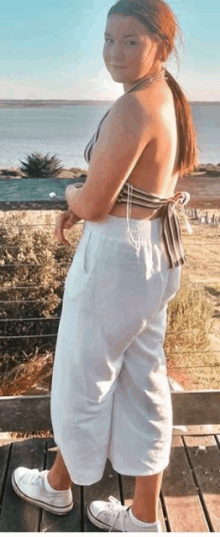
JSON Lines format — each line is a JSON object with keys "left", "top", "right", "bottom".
{"left": 165, "top": 213, "right": 220, "bottom": 390}
{"left": 165, "top": 272, "right": 219, "bottom": 390}
{"left": 0, "top": 351, "right": 53, "bottom": 396}
{"left": 0, "top": 210, "right": 219, "bottom": 395}
{"left": 0, "top": 209, "right": 82, "bottom": 374}
{"left": 181, "top": 215, "right": 220, "bottom": 283}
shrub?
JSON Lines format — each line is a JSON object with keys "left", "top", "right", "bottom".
{"left": 0, "top": 210, "right": 82, "bottom": 374}
{"left": 19, "top": 152, "right": 63, "bottom": 178}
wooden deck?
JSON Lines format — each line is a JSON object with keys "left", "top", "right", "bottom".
{"left": 0, "top": 430, "right": 220, "bottom": 532}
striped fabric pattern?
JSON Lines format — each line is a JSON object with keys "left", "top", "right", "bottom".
{"left": 117, "top": 183, "right": 191, "bottom": 268}
{"left": 84, "top": 108, "right": 111, "bottom": 164}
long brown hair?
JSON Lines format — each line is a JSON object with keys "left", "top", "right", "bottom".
{"left": 107, "top": 0, "right": 198, "bottom": 176}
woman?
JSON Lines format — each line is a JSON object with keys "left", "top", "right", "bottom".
{"left": 12, "top": 0, "right": 197, "bottom": 532}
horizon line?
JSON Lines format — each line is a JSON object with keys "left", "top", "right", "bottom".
{"left": 0, "top": 99, "right": 220, "bottom": 104}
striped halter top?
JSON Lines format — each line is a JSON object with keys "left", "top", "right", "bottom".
{"left": 83, "top": 71, "right": 192, "bottom": 269}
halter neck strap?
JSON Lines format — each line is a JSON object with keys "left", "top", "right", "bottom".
{"left": 124, "top": 68, "right": 166, "bottom": 94}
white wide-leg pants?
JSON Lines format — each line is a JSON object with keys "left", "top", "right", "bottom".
{"left": 50, "top": 214, "right": 181, "bottom": 485}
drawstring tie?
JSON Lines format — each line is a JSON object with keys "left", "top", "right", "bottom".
{"left": 125, "top": 185, "right": 192, "bottom": 268}
{"left": 168, "top": 191, "right": 192, "bottom": 234}
{"left": 126, "top": 182, "right": 143, "bottom": 254}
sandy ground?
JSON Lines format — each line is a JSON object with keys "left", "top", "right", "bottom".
{"left": 0, "top": 166, "right": 87, "bottom": 179}
{"left": 178, "top": 174, "right": 220, "bottom": 209}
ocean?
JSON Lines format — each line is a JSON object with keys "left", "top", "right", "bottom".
{"left": 0, "top": 102, "right": 219, "bottom": 170}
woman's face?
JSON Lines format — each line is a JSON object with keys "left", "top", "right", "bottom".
{"left": 103, "top": 14, "right": 162, "bottom": 87}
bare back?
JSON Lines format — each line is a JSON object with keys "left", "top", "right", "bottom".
{"left": 108, "top": 80, "right": 179, "bottom": 220}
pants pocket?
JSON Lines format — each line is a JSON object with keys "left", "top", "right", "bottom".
{"left": 161, "top": 265, "right": 182, "bottom": 307}
{"left": 64, "top": 229, "right": 98, "bottom": 300}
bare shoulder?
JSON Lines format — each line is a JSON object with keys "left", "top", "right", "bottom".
{"left": 107, "top": 91, "right": 154, "bottom": 131}
{"left": 131, "top": 82, "right": 176, "bottom": 125}
{"left": 97, "top": 84, "right": 174, "bottom": 143}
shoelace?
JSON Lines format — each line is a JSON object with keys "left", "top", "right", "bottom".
{"left": 105, "top": 496, "right": 130, "bottom": 532}
{"left": 22, "top": 469, "right": 48, "bottom": 486}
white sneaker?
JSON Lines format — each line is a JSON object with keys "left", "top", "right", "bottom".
{"left": 12, "top": 467, "right": 74, "bottom": 515}
{"left": 87, "top": 495, "right": 162, "bottom": 532}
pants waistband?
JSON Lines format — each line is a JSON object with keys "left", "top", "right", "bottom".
{"left": 84, "top": 214, "right": 162, "bottom": 245}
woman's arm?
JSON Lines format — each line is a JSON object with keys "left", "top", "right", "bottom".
{"left": 66, "top": 93, "right": 154, "bottom": 221}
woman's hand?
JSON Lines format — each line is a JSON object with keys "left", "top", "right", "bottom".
{"left": 63, "top": 181, "right": 87, "bottom": 221}
{"left": 54, "top": 209, "right": 81, "bottom": 245}
{"left": 65, "top": 182, "right": 84, "bottom": 201}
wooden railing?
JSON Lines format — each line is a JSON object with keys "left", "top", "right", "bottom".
{"left": 0, "top": 390, "right": 220, "bottom": 433}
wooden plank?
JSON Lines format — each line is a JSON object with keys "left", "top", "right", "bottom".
{"left": 161, "top": 435, "right": 209, "bottom": 532}
{"left": 0, "top": 444, "right": 10, "bottom": 506}
{"left": 1, "top": 391, "right": 220, "bottom": 431}
{"left": 0, "top": 437, "right": 46, "bottom": 532}
{"left": 83, "top": 459, "right": 121, "bottom": 532}
{"left": 171, "top": 390, "right": 220, "bottom": 425}
{"left": 40, "top": 438, "right": 81, "bottom": 532}
{"left": 120, "top": 475, "right": 167, "bottom": 532}
{"left": 0, "top": 396, "right": 52, "bottom": 432}
{"left": 172, "top": 424, "right": 220, "bottom": 436}
{"left": 184, "top": 434, "right": 220, "bottom": 532}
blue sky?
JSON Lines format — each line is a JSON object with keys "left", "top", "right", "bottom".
{"left": 1, "top": 0, "right": 219, "bottom": 101}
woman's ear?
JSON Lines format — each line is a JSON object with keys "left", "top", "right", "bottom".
{"left": 156, "top": 38, "right": 168, "bottom": 62}
{"left": 161, "top": 40, "right": 169, "bottom": 62}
